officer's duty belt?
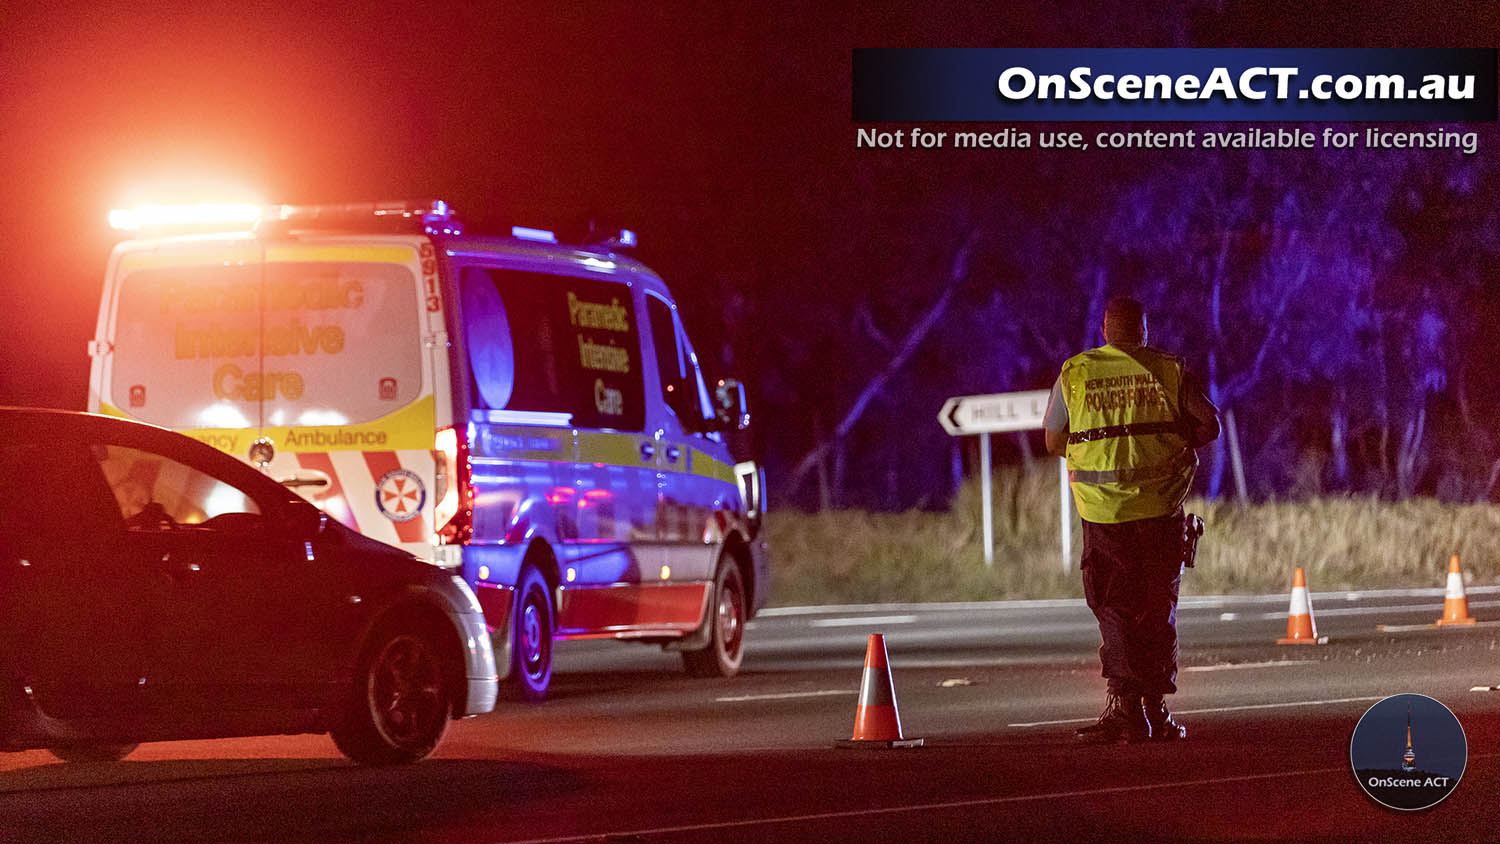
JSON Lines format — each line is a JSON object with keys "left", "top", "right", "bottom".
{"left": 1067, "top": 420, "right": 1182, "bottom": 445}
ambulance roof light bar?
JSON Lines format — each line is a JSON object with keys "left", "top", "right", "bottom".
{"left": 510, "top": 226, "right": 558, "bottom": 243}
{"left": 108, "top": 202, "right": 263, "bottom": 231}
{"left": 583, "top": 225, "right": 637, "bottom": 251}
{"left": 108, "top": 199, "right": 457, "bottom": 233}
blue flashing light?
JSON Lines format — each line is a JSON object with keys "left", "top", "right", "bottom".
{"left": 511, "top": 226, "right": 558, "bottom": 243}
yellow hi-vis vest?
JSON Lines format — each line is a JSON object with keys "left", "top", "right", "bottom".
{"left": 1060, "top": 344, "right": 1197, "bottom": 524}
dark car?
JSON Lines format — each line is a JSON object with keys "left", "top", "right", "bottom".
{"left": 0, "top": 408, "right": 497, "bottom": 764}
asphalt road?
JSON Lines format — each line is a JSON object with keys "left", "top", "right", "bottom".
{"left": 3, "top": 584, "right": 1499, "bottom": 843}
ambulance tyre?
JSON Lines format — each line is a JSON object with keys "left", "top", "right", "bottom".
{"left": 682, "top": 559, "right": 746, "bottom": 679}
{"left": 49, "top": 743, "right": 137, "bottom": 763}
{"left": 507, "top": 564, "right": 554, "bottom": 702}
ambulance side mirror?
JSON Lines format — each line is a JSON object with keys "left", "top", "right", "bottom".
{"left": 713, "top": 378, "right": 750, "bottom": 432}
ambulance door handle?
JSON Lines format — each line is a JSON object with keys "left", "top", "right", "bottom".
{"left": 639, "top": 442, "right": 656, "bottom": 462}
{"left": 664, "top": 445, "right": 681, "bottom": 464}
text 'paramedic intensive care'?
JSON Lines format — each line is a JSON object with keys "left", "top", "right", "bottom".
{"left": 161, "top": 278, "right": 366, "bottom": 403}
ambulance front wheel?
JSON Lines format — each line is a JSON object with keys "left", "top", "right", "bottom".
{"left": 682, "top": 559, "right": 746, "bottom": 678}
{"left": 508, "top": 564, "right": 554, "bottom": 701}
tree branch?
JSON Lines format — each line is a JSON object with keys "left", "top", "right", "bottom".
{"left": 787, "top": 232, "right": 978, "bottom": 493}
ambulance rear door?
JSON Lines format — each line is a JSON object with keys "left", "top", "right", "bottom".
{"left": 90, "top": 235, "right": 448, "bottom": 556}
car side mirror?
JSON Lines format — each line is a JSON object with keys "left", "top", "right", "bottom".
{"left": 286, "top": 500, "right": 330, "bottom": 539}
{"left": 713, "top": 378, "right": 751, "bottom": 431}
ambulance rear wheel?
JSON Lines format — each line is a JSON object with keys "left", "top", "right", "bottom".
{"left": 682, "top": 560, "right": 746, "bottom": 678}
{"left": 508, "top": 564, "right": 554, "bottom": 701}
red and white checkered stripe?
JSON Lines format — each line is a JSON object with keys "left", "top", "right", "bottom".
{"left": 271, "top": 449, "right": 434, "bottom": 548}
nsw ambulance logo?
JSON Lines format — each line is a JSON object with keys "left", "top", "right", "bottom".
{"left": 375, "top": 469, "right": 426, "bottom": 523}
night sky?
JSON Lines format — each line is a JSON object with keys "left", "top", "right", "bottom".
{"left": 1350, "top": 694, "right": 1466, "bottom": 777}
{"left": 2, "top": 2, "right": 1496, "bottom": 505}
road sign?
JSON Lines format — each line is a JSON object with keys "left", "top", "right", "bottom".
{"left": 938, "top": 390, "right": 1050, "bottom": 435}
{"left": 937, "top": 388, "right": 1072, "bottom": 573}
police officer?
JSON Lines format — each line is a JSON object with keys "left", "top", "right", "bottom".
{"left": 1043, "top": 297, "right": 1219, "bottom": 743}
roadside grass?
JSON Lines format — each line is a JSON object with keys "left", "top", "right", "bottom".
{"left": 764, "top": 465, "right": 1500, "bottom": 606}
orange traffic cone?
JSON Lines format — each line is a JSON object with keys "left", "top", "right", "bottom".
{"left": 1436, "top": 555, "right": 1477, "bottom": 626}
{"left": 1277, "top": 567, "right": 1327, "bottom": 645}
{"left": 835, "top": 634, "right": 923, "bottom": 749}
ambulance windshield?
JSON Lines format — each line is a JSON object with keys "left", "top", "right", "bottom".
{"left": 109, "top": 260, "right": 422, "bottom": 432}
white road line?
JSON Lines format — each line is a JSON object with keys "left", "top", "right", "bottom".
{"left": 716, "top": 690, "right": 858, "bottom": 702}
{"left": 756, "top": 587, "right": 1500, "bottom": 617}
{"left": 1007, "top": 695, "right": 1385, "bottom": 728}
{"left": 887, "top": 657, "right": 1075, "bottom": 669}
{"left": 809, "top": 615, "right": 918, "bottom": 628}
{"left": 493, "top": 767, "right": 1351, "bottom": 844}
{"left": 1182, "top": 660, "right": 1317, "bottom": 673}
{"left": 1218, "top": 612, "right": 1237, "bottom": 620}
{"left": 1378, "top": 619, "right": 1500, "bottom": 633}
{"left": 1254, "top": 599, "right": 1500, "bottom": 620}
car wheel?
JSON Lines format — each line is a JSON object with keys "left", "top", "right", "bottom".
{"left": 331, "top": 627, "right": 450, "bottom": 765}
{"left": 49, "top": 743, "right": 137, "bottom": 763}
{"left": 682, "top": 560, "right": 746, "bottom": 678}
{"left": 507, "top": 564, "right": 554, "bottom": 702}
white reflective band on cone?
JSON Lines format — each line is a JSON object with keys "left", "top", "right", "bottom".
{"left": 1447, "top": 572, "right": 1466, "bottom": 599}
{"left": 1287, "top": 586, "right": 1311, "bottom": 616}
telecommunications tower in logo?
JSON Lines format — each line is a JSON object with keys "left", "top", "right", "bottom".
{"left": 1350, "top": 693, "right": 1466, "bottom": 811}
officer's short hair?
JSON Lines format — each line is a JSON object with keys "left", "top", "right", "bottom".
{"left": 1103, "top": 296, "right": 1146, "bottom": 344}
{"left": 1104, "top": 296, "right": 1145, "bottom": 325}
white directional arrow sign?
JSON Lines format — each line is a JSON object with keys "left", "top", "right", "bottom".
{"left": 937, "top": 388, "right": 1071, "bottom": 572}
{"left": 938, "top": 390, "right": 1051, "bottom": 435}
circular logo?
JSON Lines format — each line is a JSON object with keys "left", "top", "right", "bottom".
{"left": 375, "top": 469, "right": 426, "bottom": 523}
{"left": 1350, "top": 693, "right": 1466, "bottom": 811}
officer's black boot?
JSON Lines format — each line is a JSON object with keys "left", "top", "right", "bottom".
{"left": 1075, "top": 693, "right": 1151, "bottom": 744}
{"left": 1143, "top": 695, "right": 1187, "bottom": 741}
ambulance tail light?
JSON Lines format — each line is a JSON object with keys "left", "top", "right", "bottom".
{"left": 434, "top": 426, "right": 472, "bottom": 544}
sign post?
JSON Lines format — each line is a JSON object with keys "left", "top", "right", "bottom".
{"left": 978, "top": 430, "right": 992, "bottom": 565}
{"left": 938, "top": 390, "right": 1072, "bottom": 572}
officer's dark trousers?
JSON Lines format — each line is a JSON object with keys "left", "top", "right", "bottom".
{"left": 1080, "top": 511, "right": 1183, "bottom": 698}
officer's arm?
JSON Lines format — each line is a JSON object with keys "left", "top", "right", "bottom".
{"left": 1045, "top": 427, "right": 1067, "bottom": 457}
{"left": 1043, "top": 377, "right": 1068, "bottom": 457}
{"left": 1181, "top": 371, "right": 1220, "bottom": 448}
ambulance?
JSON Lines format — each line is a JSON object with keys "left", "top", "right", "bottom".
{"left": 89, "top": 200, "right": 768, "bottom": 700}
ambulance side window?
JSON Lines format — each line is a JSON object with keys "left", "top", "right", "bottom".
{"left": 647, "top": 293, "right": 713, "bottom": 434}
{"left": 462, "top": 268, "right": 528, "bottom": 412}
{"left": 675, "top": 321, "right": 716, "bottom": 432}
{"left": 461, "top": 267, "right": 644, "bottom": 431}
